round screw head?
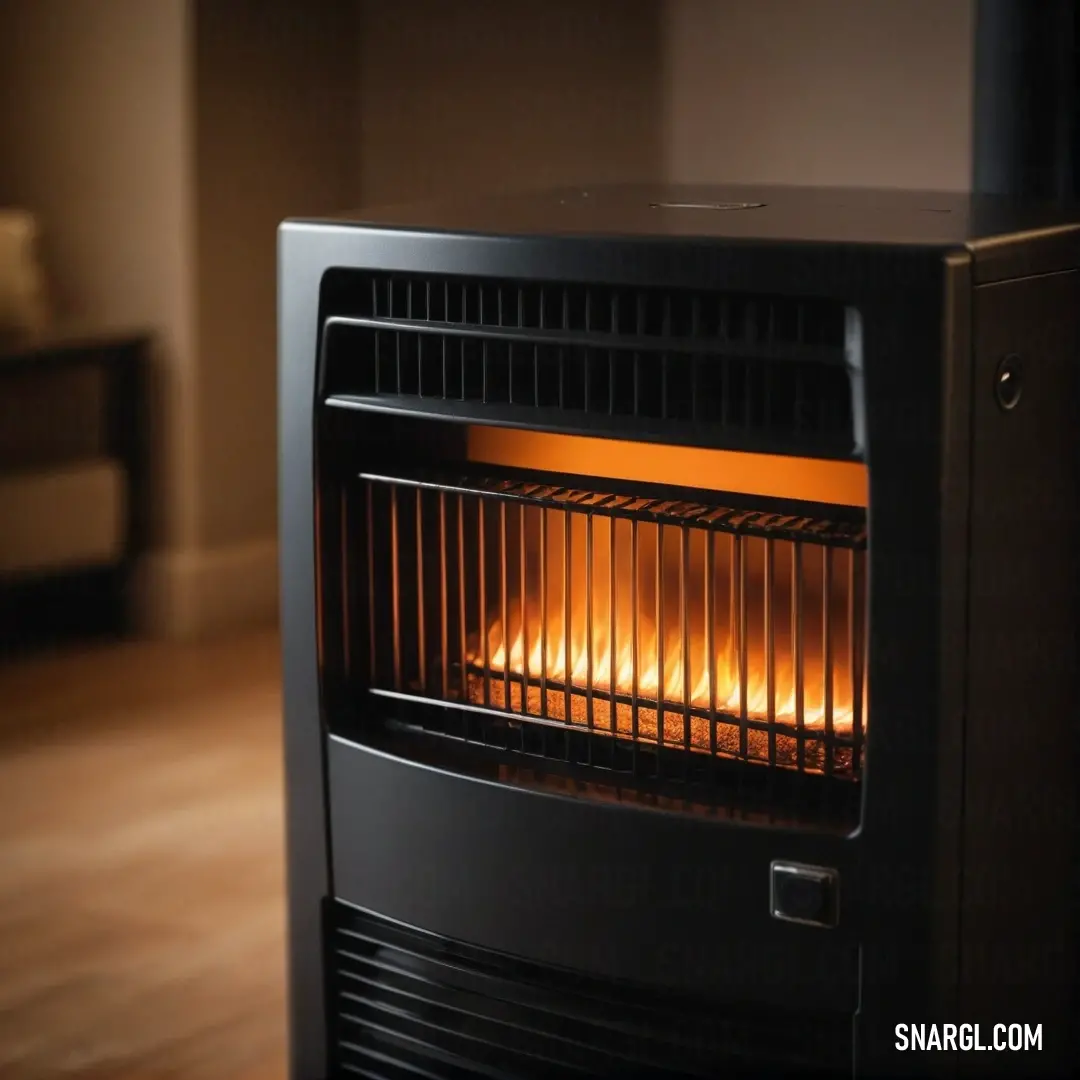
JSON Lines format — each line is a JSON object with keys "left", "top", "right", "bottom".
{"left": 995, "top": 354, "right": 1023, "bottom": 410}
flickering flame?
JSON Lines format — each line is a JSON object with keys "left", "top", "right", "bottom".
{"left": 486, "top": 622, "right": 854, "bottom": 732}
{"left": 462, "top": 425, "right": 867, "bottom": 765}
{"left": 464, "top": 510, "right": 863, "bottom": 752}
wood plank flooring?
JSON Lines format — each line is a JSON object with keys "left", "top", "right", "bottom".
{"left": 0, "top": 629, "right": 288, "bottom": 1080}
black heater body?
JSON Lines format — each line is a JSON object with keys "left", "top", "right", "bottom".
{"left": 279, "top": 186, "right": 1080, "bottom": 1079}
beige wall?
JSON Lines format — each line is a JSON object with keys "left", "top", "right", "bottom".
{"left": 0, "top": 0, "right": 196, "bottom": 551}
{"left": 356, "top": 0, "right": 665, "bottom": 208}
{"left": 1, "top": 0, "right": 663, "bottom": 637}
{"left": 663, "top": 0, "right": 974, "bottom": 190}
{"left": 193, "top": 0, "right": 359, "bottom": 551}
{"left": 190, "top": 0, "right": 664, "bottom": 554}
{"left": 0, "top": 0, "right": 979, "bottom": 637}
{"left": 357, "top": 0, "right": 975, "bottom": 202}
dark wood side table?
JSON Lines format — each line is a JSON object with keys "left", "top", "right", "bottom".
{"left": 0, "top": 325, "right": 151, "bottom": 654}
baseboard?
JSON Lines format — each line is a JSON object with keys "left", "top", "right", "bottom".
{"left": 133, "top": 536, "right": 279, "bottom": 641}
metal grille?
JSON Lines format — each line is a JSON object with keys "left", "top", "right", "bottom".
{"left": 321, "top": 272, "right": 857, "bottom": 456}
{"left": 352, "top": 467, "right": 867, "bottom": 802}
{"left": 329, "top": 902, "right": 854, "bottom": 1078}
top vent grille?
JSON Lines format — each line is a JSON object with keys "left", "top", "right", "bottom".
{"left": 320, "top": 271, "right": 858, "bottom": 459}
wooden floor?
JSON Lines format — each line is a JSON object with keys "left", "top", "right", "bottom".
{"left": 0, "top": 629, "right": 288, "bottom": 1080}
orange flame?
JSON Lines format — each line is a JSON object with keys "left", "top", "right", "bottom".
{"left": 463, "top": 426, "right": 868, "bottom": 770}
{"left": 467, "top": 512, "right": 863, "bottom": 743}
{"left": 488, "top": 622, "right": 854, "bottom": 731}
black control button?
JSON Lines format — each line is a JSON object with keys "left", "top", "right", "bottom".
{"left": 770, "top": 861, "right": 839, "bottom": 928}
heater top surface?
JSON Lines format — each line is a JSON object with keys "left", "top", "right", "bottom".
{"left": 294, "top": 183, "right": 1080, "bottom": 253}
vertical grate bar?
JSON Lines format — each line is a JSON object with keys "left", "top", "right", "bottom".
{"left": 441, "top": 325, "right": 448, "bottom": 398}
{"left": 735, "top": 535, "right": 748, "bottom": 760}
{"left": 727, "top": 533, "right": 737, "bottom": 706}
{"left": 849, "top": 548, "right": 865, "bottom": 775}
{"left": 793, "top": 304, "right": 805, "bottom": 433}
{"left": 416, "top": 489, "right": 426, "bottom": 692}
{"left": 479, "top": 500, "right": 490, "bottom": 707}
{"left": 720, "top": 299, "right": 731, "bottom": 426}
{"left": 763, "top": 306, "right": 774, "bottom": 425}
{"left": 341, "top": 489, "right": 351, "bottom": 680}
{"left": 424, "top": 280, "right": 431, "bottom": 320}
{"left": 390, "top": 485, "right": 401, "bottom": 691}
{"left": 822, "top": 546, "right": 834, "bottom": 777}
{"left": 634, "top": 293, "right": 644, "bottom": 415}
{"left": 792, "top": 542, "right": 806, "bottom": 773}
{"left": 584, "top": 294, "right": 592, "bottom": 413}
{"left": 609, "top": 294, "right": 618, "bottom": 415}
{"left": 366, "top": 482, "right": 377, "bottom": 682}
{"left": 690, "top": 296, "right": 701, "bottom": 422}
{"left": 608, "top": 516, "right": 617, "bottom": 734}
{"left": 500, "top": 502, "right": 510, "bottom": 706}
{"left": 539, "top": 508, "right": 549, "bottom": 759}
{"left": 520, "top": 504, "right": 529, "bottom": 719}
{"left": 585, "top": 513, "right": 595, "bottom": 732}
{"left": 457, "top": 495, "right": 467, "bottom": 700}
{"left": 439, "top": 492, "right": 449, "bottom": 701}
{"left": 559, "top": 292, "right": 569, "bottom": 411}
{"left": 655, "top": 524, "right": 666, "bottom": 749}
{"left": 660, "top": 296, "right": 671, "bottom": 419}
{"left": 705, "top": 531, "right": 717, "bottom": 763}
{"left": 765, "top": 538, "right": 776, "bottom": 767}
{"left": 416, "top": 326, "right": 424, "bottom": 396}
{"left": 563, "top": 510, "right": 572, "bottom": 725}
{"left": 395, "top": 326, "right": 402, "bottom": 389}
{"left": 540, "top": 509, "right": 549, "bottom": 712}
{"left": 631, "top": 519, "right": 640, "bottom": 753}
{"left": 680, "top": 525, "right": 692, "bottom": 763}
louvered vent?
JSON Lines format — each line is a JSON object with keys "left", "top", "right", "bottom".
{"left": 319, "top": 271, "right": 858, "bottom": 458}
{"left": 328, "top": 903, "right": 853, "bottom": 1078}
